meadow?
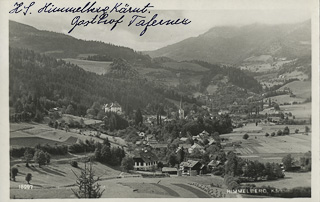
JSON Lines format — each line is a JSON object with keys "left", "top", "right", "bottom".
{"left": 63, "top": 58, "right": 112, "bottom": 75}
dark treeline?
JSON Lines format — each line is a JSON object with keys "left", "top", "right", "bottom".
{"left": 9, "top": 47, "right": 181, "bottom": 120}
{"left": 193, "top": 61, "right": 262, "bottom": 93}
{"left": 10, "top": 21, "right": 151, "bottom": 63}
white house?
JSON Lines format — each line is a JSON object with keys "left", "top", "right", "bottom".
{"left": 104, "top": 102, "right": 122, "bottom": 114}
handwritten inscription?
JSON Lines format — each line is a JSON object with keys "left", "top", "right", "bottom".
{"left": 9, "top": 1, "right": 192, "bottom": 36}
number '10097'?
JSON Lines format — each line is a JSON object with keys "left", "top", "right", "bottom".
{"left": 19, "top": 184, "right": 33, "bottom": 189}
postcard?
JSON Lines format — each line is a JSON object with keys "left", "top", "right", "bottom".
{"left": 1, "top": 0, "right": 319, "bottom": 201}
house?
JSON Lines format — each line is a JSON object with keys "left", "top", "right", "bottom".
{"left": 178, "top": 144, "right": 192, "bottom": 150}
{"left": 180, "top": 160, "right": 202, "bottom": 175}
{"left": 150, "top": 143, "right": 167, "bottom": 150}
{"left": 188, "top": 143, "right": 205, "bottom": 154}
{"left": 199, "top": 130, "right": 209, "bottom": 138}
{"left": 162, "top": 167, "right": 178, "bottom": 175}
{"left": 104, "top": 102, "right": 122, "bottom": 114}
{"left": 208, "top": 138, "right": 216, "bottom": 145}
{"left": 133, "top": 150, "right": 158, "bottom": 171}
{"left": 138, "top": 132, "right": 145, "bottom": 138}
{"left": 218, "top": 110, "right": 230, "bottom": 115}
{"left": 192, "top": 135, "right": 201, "bottom": 141}
{"left": 208, "top": 160, "right": 222, "bottom": 170}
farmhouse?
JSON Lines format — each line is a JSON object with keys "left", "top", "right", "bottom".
{"left": 104, "top": 102, "right": 122, "bottom": 114}
{"left": 188, "top": 143, "right": 205, "bottom": 154}
{"left": 133, "top": 150, "right": 158, "bottom": 171}
{"left": 162, "top": 167, "right": 178, "bottom": 175}
{"left": 180, "top": 160, "right": 203, "bottom": 175}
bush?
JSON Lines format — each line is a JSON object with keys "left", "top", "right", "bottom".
{"left": 121, "top": 157, "right": 134, "bottom": 172}
{"left": 271, "top": 132, "right": 275, "bottom": 137}
{"left": 295, "top": 129, "right": 299, "bottom": 133}
{"left": 283, "top": 126, "right": 290, "bottom": 135}
{"left": 70, "top": 161, "right": 78, "bottom": 168}
{"left": 25, "top": 173, "right": 32, "bottom": 184}
{"left": 11, "top": 167, "right": 19, "bottom": 181}
{"left": 265, "top": 133, "right": 269, "bottom": 137}
{"left": 243, "top": 134, "right": 249, "bottom": 140}
{"left": 277, "top": 130, "right": 283, "bottom": 136}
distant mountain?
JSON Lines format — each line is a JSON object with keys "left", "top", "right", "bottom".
{"left": 9, "top": 20, "right": 150, "bottom": 62}
{"left": 146, "top": 20, "right": 311, "bottom": 64}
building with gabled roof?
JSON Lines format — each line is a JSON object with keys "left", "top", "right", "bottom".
{"left": 180, "top": 160, "right": 202, "bottom": 175}
{"left": 133, "top": 149, "right": 158, "bottom": 171}
{"left": 104, "top": 102, "right": 122, "bottom": 114}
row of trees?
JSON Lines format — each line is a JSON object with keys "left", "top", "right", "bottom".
{"left": 224, "top": 152, "right": 284, "bottom": 181}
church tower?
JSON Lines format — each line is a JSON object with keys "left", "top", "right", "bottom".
{"left": 179, "top": 99, "right": 184, "bottom": 119}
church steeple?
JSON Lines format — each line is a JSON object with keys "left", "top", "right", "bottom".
{"left": 179, "top": 97, "right": 184, "bottom": 119}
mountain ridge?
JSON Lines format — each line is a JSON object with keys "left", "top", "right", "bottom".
{"left": 146, "top": 20, "right": 311, "bottom": 64}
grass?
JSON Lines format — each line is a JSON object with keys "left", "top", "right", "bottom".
{"left": 63, "top": 58, "right": 112, "bottom": 75}
{"left": 162, "top": 61, "right": 209, "bottom": 72}
{"left": 248, "top": 172, "right": 311, "bottom": 189}
{"left": 173, "top": 184, "right": 211, "bottom": 198}
{"left": 222, "top": 123, "right": 311, "bottom": 163}
{"left": 10, "top": 137, "right": 67, "bottom": 147}
{"left": 279, "top": 81, "right": 311, "bottom": 99}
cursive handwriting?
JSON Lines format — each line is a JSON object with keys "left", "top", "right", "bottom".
{"left": 129, "top": 14, "right": 191, "bottom": 36}
{"left": 68, "top": 14, "right": 125, "bottom": 33}
{"left": 38, "top": 1, "right": 153, "bottom": 14}
{"left": 9, "top": 1, "right": 192, "bottom": 36}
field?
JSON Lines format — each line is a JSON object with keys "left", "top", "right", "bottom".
{"left": 279, "top": 80, "right": 311, "bottom": 99}
{"left": 249, "top": 172, "right": 311, "bottom": 189}
{"left": 222, "top": 123, "right": 311, "bottom": 163}
{"left": 10, "top": 156, "right": 231, "bottom": 199}
{"left": 261, "top": 103, "right": 311, "bottom": 120}
{"left": 10, "top": 122, "right": 104, "bottom": 148}
{"left": 63, "top": 58, "right": 112, "bottom": 75}
{"left": 162, "top": 61, "right": 209, "bottom": 72}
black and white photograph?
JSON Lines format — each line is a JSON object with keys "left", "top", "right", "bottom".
{"left": 1, "top": 0, "right": 319, "bottom": 200}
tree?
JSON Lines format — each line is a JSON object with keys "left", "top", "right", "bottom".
{"left": 33, "top": 149, "right": 47, "bottom": 167}
{"left": 45, "top": 152, "right": 51, "bottom": 164}
{"left": 24, "top": 148, "right": 33, "bottom": 167}
{"left": 25, "top": 173, "right": 32, "bottom": 184}
{"left": 121, "top": 157, "right": 134, "bottom": 172}
{"left": 277, "top": 130, "right": 283, "bottom": 136}
{"left": 135, "top": 108, "right": 143, "bottom": 126}
{"left": 243, "top": 134, "right": 249, "bottom": 140}
{"left": 283, "top": 126, "right": 290, "bottom": 135}
{"left": 65, "top": 104, "right": 75, "bottom": 114}
{"left": 305, "top": 126, "right": 310, "bottom": 133}
{"left": 72, "top": 161, "right": 105, "bottom": 198}
{"left": 177, "top": 147, "right": 185, "bottom": 163}
{"left": 282, "top": 154, "right": 293, "bottom": 171}
{"left": 274, "top": 103, "right": 280, "bottom": 111}
{"left": 168, "top": 154, "right": 178, "bottom": 167}
{"left": 11, "top": 167, "right": 19, "bottom": 181}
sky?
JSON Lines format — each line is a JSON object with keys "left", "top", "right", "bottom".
{"left": 8, "top": 0, "right": 312, "bottom": 51}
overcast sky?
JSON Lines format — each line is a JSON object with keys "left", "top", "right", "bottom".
{"left": 8, "top": 0, "right": 312, "bottom": 51}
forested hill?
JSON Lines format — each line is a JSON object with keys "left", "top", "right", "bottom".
{"left": 9, "top": 47, "right": 175, "bottom": 117}
{"left": 9, "top": 20, "right": 150, "bottom": 63}
{"left": 147, "top": 20, "right": 311, "bottom": 64}
{"left": 194, "top": 61, "right": 262, "bottom": 93}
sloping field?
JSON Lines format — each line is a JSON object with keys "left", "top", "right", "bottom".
{"left": 10, "top": 137, "right": 66, "bottom": 147}
{"left": 279, "top": 80, "right": 311, "bottom": 99}
{"left": 250, "top": 172, "right": 311, "bottom": 189}
{"left": 10, "top": 161, "right": 120, "bottom": 189}
{"left": 267, "top": 94, "right": 305, "bottom": 105}
{"left": 63, "top": 58, "right": 112, "bottom": 75}
{"left": 10, "top": 123, "right": 104, "bottom": 148}
{"left": 162, "top": 61, "right": 209, "bottom": 72}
